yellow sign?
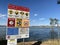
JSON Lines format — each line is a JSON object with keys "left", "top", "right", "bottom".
{"left": 22, "top": 19, "right": 29, "bottom": 28}
{"left": 15, "top": 19, "right": 22, "bottom": 27}
{"left": 9, "top": 39, "right": 15, "bottom": 42}
{"left": 7, "top": 39, "right": 17, "bottom": 45}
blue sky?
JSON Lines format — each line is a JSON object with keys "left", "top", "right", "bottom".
{"left": 0, "top": 0, "right": 60, "bottom": 26}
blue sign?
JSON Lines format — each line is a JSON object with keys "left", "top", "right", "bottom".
{"left": 7, "top": 28, "right": 18, "bottom": 35}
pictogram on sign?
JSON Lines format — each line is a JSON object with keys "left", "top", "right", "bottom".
{"left": 9, "top": 10, "right": 13, "bottom": 14}
{"left": 22, "top": 19, "right": 29, "bottom": 28}
{"left": 15, "top": 19, "right": 22, "bottom": 27}
{"left": 8, "top": 18, "right": 15, "bottom": 27}
{"left": 15, "top": 11, "right": 19, "bottom": 15}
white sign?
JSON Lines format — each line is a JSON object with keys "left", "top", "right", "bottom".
{"left": 17, "top": 28, "right": 29, "bottom": 38}
{"left": 7, "top": 4, "right": 30, "bottom": 39}
{"left": 7, "top": 39, "right": 17, "bottom": 45}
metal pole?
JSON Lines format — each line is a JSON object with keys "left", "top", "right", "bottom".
{"left": 57, "top": 23, "right": 59, "bottom": 45}
{"left": 23, "top": 38, "right": 25, "bottom": 45}
{"left": 50, "top": 18, "right": 55, "bottom": 45}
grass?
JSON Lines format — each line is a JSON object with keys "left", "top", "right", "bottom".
{"left": 41, "top": 39, "right": 60, "bottom": 45}
{"left": 17, "top": 39, "right": 60, "bottom": 45}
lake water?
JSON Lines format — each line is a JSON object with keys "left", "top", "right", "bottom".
{"left": 0, "top": 26, "right": 60, "bottom": 42}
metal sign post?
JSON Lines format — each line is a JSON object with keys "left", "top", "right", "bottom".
{"left": 23, "top": 38, "right": 25, "bottom": 45}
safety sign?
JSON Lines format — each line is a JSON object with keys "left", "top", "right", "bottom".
{"left": 15, "top": 19, "right": 22, "bottom": 27}
{"left": 17, "top": 28, "right": 29, "bottom": 38}
{"left": 8, "top": 9, "right": 15, "bottom": 18}
{"left": 20, "top": 11, "right": 29, "bottom": 19}
{"left": 7, "top": 4, "right": 30, "bottom": 40}
{"left": 22, "top": 19, "right": 29, "bottom": 28}
{"left": 20, "top": 28, "right": 29, "bottom": 34}
{"left": 15, "top": 10, "right": 21, "bottom": 18}
{"left": 8, "top": 18, "right": 15, "bottom": 27}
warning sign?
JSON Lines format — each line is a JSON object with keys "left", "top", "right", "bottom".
{"left": 18, "top": 28, "right": 29, "bottom": 38}
{"left": 15, "top": 19, "right": 22, "bottom": 27}
{"left": 7, "top": 4, "right": 30, "bottom": 39}
{"left": 20, "top": 28, "right": 29, "bottom": 34}
{"left": 24, "top": 12, "right": 29, "bottom": 19}
{"left": 8, "top": 18, "right": 15, "bottom": 27}
{"left": 9, "top": 10, "right": 13, "bottom": 14}
{"left": 20, "top": 11, "right": 24, "bottom": 15}
{"left": 15, "top": 10, "right": 21, "bottom": 18}
{"left": 25, "top": 12, "right": 29, "bottom": 19}
{"left": 8, "top": 9, "right": 15, "bottom": 18}
{"left": 22, "top": 19, "right": 29, "bottom": 28}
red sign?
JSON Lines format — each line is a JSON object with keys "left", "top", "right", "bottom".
{"left": 8, "top": 18, "right": 15, "bottom": 27}
{"left": 8, "top": 4, "right": 29, "bottom": 12}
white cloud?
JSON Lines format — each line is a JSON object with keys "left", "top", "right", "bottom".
{"left": 0, "top": 14, "right": 6, "bottom": 19}
{"left": 39, "top": 18, "right": 45, "bottom": 21}
{"left": 31, "top": 20, "right": 36, "bottom": 22}
{"left": 34, "top": 14, "right": 38, "bottom": 16}
{"left": 0, "top": 14, "right": 6, "bottom": 17}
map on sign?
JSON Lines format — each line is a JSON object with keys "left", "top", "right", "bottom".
{"left": 18, "top": 28, "right": 29, "bottom": 38}
{"left": 20, "top": 28, "right": 29, "bottom": 34}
